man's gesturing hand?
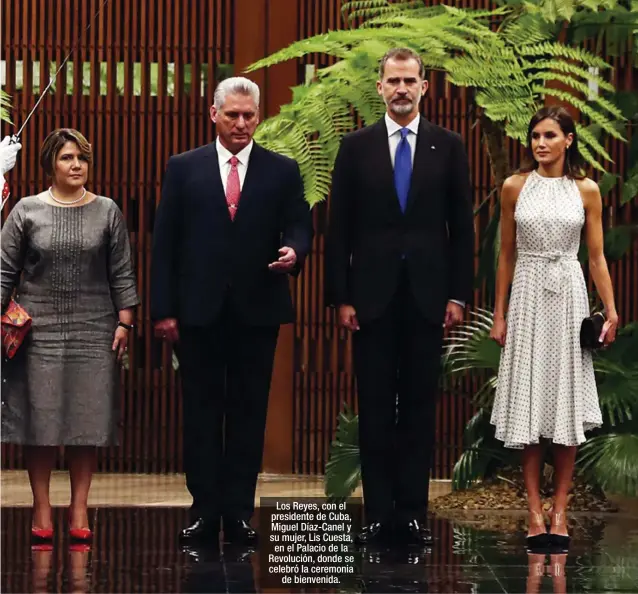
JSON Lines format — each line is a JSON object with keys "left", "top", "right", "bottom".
{"left": 268, "top": 246, "right": 297, "bottom": 273}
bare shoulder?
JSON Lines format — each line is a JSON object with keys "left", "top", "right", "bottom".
{"left": 574, "top": 177, "right": 601, "bottom": 209}
{"left": 501, "top": 173, "right": 529, "bottom": 205}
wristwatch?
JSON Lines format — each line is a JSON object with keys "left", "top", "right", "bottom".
{"left": 117, "top": 321, "right": 134, "bottom": 331}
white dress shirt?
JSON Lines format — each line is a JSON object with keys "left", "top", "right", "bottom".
{"left": 216, "top": 137, "right": 254, "bottom": 193}
{"left": 385, "top": 113, "right": 465, "bottom": 309}
{"left": 385, "top": 112, "right": 420, "bottom": 167}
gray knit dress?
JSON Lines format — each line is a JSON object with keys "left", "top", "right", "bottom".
{"left": 1, "top": 195, "right": 140, "bottom": 446}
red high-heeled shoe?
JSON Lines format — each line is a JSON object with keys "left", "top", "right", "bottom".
{"left": 69, "top": 543, "right": 92, "bottom": 553}
{"left": 69, "top": 526, "right": 93, "bottom": 541}
{"left": 31, "top": 527, "right": 54, "bottom": 542}
{"left": 31, "top": 543, "right": 54, "bottom": 552}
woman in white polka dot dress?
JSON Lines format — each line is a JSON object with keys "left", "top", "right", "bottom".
{"left": 489, "top": 106, "right": 619, "bottom": 551}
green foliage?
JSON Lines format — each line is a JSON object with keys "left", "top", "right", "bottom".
{"left": 247, "top": 0, "right": 627, "bottom": 207}
{"left": 579, "top": 432, "right": 638, "bottom": 496}
{"left": 603, "top": 225, "right": 638, "bottom": 261}
{"left": 0, "top": 89, "right": 12, "bottom": 125}
{"left": 451, "top": 404, "right": 519, "bottom": 490}
{"left": 443, "top": 307, "right": 501, "bottom": 408}
{"left": 519, "top": 0, "right": 619, "bottom": 23}
{"left": 614, "top": 90, "right": 638, "bottom": 204}
{"left": 324, "top": 404, "right": 361, "bottom": 501}
{"left": 568, "top": 2, "right": 638, "bottom": 61}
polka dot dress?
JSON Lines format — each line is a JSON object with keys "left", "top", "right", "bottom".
{"left": 490, "top": 170, "right": 602, "bottom": 449}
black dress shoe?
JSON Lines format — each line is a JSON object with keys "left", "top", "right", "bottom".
{"left": 223, "top": 519, "right": 258, "bottom": 545}
{"left": 354, "top": 522, "right": 393, "bottom": 545}
{"left": 180, "top": 518, "right": 220, "bottom": 543}
{"left": 395, "top": 519, "right": 433, "bottom": 546}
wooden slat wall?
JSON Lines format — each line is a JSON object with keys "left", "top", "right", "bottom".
{"left": 1, "top": 0, "right": 636, "bottom": 478}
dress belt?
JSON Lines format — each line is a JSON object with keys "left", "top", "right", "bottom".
{"left": 517, "top": 250, "right": 578, "bottom": 294}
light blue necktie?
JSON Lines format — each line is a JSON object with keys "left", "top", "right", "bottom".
{"left": 394, "top": 128, "right": 412, "bottom": 213}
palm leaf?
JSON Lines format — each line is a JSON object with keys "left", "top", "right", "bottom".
{"left": 452, "top": 438, "right": 516, "bottom": 490}
{"left": 444, "top": 308, "right": 501, "bottom": 377}
{"left": 463, "top": 408, "right": 493, "bottom": 447}
{"left": 578, "top": 432, "right": 638, "bottom": 496}
{"left": 324, "top": 404, "right": 361, "bottom": 501}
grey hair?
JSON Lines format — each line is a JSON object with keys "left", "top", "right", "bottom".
{"left": 213, "top": 76, "right": 260, "bottom": 110}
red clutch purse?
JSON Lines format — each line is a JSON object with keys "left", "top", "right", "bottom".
{"left": 1, "top": 299, "right": 32, "bottom": 359}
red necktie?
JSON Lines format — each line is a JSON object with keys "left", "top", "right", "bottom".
{"left": 226, "top": 156, "right": 240, "bottom": 220}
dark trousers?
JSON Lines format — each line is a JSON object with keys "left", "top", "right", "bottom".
{"left": 177, "top": 300, "right": 279, "bottom": 523}
{"left": 353, "top": 266, "right": 444, "bottom": 525}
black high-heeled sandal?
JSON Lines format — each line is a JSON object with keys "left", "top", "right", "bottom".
{"left": 526, "top": 511, "right": 548, "bottom": 551}
{"left": 548, "top": 511, "right": 571, "bottom": 551}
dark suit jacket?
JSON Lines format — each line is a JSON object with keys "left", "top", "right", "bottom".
{"left": 325, "top": 116, "right": 474, "bottom": 325}
{"left": 150, "top": 141, "right": 313, "bottom": 327}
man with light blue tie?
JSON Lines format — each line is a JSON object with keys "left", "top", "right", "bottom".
{"left": 325, "top": 48, "right": 474, "bottom": 547}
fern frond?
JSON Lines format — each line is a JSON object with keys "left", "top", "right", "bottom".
{"left": 447, "top": 55, "right": 528, "bottom": 88}
{"left": 0, "top": 89, "right": 12, "bottom": 124}
{"left": 341, "top": 0, "right": 393, "bottom": 20}
{"left": 345, "top": 1, "right": 428, "bottom": 22}
{"left": 245, "top": 32, "right": 357, "bottom": 73}
{"left": 530, "top": 72, "right": 626, "bottom": 121}
{"left": 544, "top": 0, "right": 577, "bottom": 22}
{"left": 360, "top": 5, "right": 447, "bottom": 28}
{"left": 534, "top": 86, "right": 625, "bottom": 141}
{"left": 255, "top": 116, "right": 334, "bottom": 206}
{"left": 530, "top": 71, "right": 593, "bottom": 98}
{"left": 341, "top": 0, "right": 391, "bottom": 13}
{"left": 577, "top": 123, "right": 614, "bottom": 163}
{"left": 518, "top": 41, "right": 611, "bottom": 69}
{"left": 578, "top": 140, "right": 607, "bottom": 172}
{"left": 520, "top": 58, "right": 615, "bottom": 92}
{"left": 501, "top": 13, "right": 556, "bottom": 46}
{"left": 587, "top": 92, "right": 628, "bottom": 121}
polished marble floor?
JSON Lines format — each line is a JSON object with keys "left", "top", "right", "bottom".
{"left": 2, "top": 472, "right": 638, "bottom": 593}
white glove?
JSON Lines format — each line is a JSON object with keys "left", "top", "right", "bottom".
{"left": 0, "top": 136, "right": 21, "bottom": 176}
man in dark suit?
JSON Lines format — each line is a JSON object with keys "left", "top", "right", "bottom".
{"left": 151, "top": 76, "right": 313, "bottom": 545}
{"left": 325, "top": 48, "right": 474, "bottom": 546}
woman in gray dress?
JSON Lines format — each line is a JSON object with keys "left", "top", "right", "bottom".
{"left": 1, "top": 128, "right": 140, "bottom": 542}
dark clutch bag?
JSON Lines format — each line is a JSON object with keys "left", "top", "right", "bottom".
{"left": 580, "top": 311, "right": 605, "bottom": 349}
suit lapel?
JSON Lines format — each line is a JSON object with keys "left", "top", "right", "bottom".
{"left": 406, "top": 117, "right": 437, "bottom": 213}
{"left": 234, "top": 142, "right": 263, "bottom": 223}
{"left": 370, "top": 118, "right": 403, "bottom": 217}
{"left": 199, "top": 143, "right": 228, "bottom": 215}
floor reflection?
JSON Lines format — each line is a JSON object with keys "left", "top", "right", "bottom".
{"left": 2, "top": 507, "right": 638, "bottom": 593}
